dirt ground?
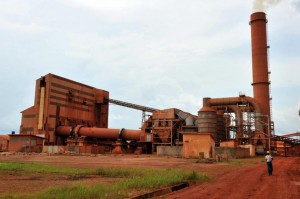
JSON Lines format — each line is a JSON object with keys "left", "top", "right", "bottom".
{"left": 167, "top": 156, "right": 300, "bottom": 199}
{"left": 0, "top": 154, "right": 299, "bottom": 198}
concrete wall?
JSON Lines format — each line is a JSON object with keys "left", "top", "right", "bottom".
{"left": 66, "top": 145, "right": 107, "bottom": 154}
{"left": 220, "top": 140, "right": 237, "bottom": 148}
{"left": 157, "top": 146, "right": 182, "bottom": 157}
{"left": 183, "top": 133, "right": 215, "bottom": 159}
{"left": 215, "top": 147, "right": 250, "bottom": 158}
{"left": 43, "top": 145, "right": 65, "bottom": 154}
{"left": 239, "top": 144, "right": 255, "bottom": 157}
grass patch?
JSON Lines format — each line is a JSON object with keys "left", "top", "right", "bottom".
{"left": 229, "top": 161, "right": 257, "bottom": 167}
{"left": 0, "top": 162, "right": 88, "bottom": 175}
{"left": 0, "top": 162, "right": 210, "bottom": 199}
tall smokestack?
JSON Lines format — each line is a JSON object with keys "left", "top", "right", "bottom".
{"left": 249, "top": 12, "right": 271, "bottom": 118}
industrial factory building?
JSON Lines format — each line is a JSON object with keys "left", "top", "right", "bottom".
{"left": 3, "top": 12, "right": 300, "bottom": 158}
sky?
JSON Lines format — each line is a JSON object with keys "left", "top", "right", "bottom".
{"left": 0, "top": 0, "right": 299, "bottom": 136}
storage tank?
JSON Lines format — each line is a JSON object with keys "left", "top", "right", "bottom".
{"left": 198, "top": 98, "right": 217, "bottom": 138}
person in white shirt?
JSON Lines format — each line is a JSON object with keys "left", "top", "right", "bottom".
{"left": 265, "top": 151, "right": 273, "bottom": 176}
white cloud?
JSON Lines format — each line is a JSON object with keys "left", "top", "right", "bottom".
{"left": 0, "top": 0, "right": 32, "bottom": 16}
{"left": 66, "top": 0, "right": 143, "bottom": 12}
{"left": 273, "top": 103, "right": 300, "bottom": 135}
{"left": 0, "top": 0, "right": 299, "bottom": 136}
{"left": 0, "top": 19, "right": 52, "bottom": 33}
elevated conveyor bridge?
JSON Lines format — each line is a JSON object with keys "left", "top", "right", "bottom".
{"left": 272, "top": 135, "right": 300, "bottom": 146}
{"left": 108, "top": 99, "right": 159, "bottom": 113}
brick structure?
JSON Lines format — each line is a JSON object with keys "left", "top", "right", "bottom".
{"left": 0, "top": 135, "right": 9, "bottom": 152}
{"left": 8, "top": 134, "right": 44, "bottom": 153}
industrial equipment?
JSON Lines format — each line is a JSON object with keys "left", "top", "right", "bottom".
{"left": 9, "top": 12, "right": 293, "bottom": 155}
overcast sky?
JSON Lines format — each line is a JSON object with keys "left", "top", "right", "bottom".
{"left": 0, "top": 0, "right": 299, "bottom": 136}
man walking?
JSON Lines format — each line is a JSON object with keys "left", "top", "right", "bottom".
{"left": 265, "top": 151, "right": 273, "bottom": 176}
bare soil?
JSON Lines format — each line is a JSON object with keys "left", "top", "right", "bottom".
{"left": 167, "top": 156, "right": 300, "bottom": 199}
{"left": 0, "top": 154, "right": 299, "bottom": 198}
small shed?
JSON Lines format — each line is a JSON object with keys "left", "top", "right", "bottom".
{"left": 182, "top": 133, "right": 215, "bottom": 159}
{"left": 9, "top": 134, "right": 45, "bottom": 153}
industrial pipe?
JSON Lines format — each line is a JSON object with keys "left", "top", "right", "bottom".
{"left": 175, "top": 109, "right": 195, "bottom": 126}
{"left": 205, "top": 96, "right": 261, "bottom": 114}
{"left": 209, "top": 105, "right": 238, "bottom": 114}
{"left": 56, "top": 126, "right": 142, "bottom": 141}
{"left": 209, "top": 105, "right": 240, "bottom": 126}
{"left": 203, "top": 96, "right": 263, "bottom": 130}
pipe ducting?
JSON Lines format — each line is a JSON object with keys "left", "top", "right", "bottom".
{"left": 202, "top": 97, "right": 211, "bottom": 107}
{"left": 204, "top": 96, "right": 263, "bottom": 131}
{"left": 207, "top": 96, "right": 261, "bottom": 114}
{"left": 175, "top": 109, "right": 195, "bottom": 126}
{"left": 193, "top": 117, "right": 198, "bottom": 126}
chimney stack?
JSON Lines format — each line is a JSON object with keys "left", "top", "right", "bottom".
{"left": 249, "top": 12, "right": 271, "bottom": 118}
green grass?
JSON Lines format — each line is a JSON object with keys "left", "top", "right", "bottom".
{"left": 0, "top": 162, "right": 89, "bottom": 175}
{"left": 228, "top": 161, "right": 257, "bottom": 167}
{"left": 0, "top": 162, "right": 69, "bottom": 174}
{"left": 0, "top": 162, "right": 210, "bottom": 199}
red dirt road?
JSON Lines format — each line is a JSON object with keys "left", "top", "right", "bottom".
{"left": 167, "top": 157, "right": 300, "bottom": 199}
